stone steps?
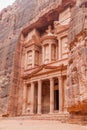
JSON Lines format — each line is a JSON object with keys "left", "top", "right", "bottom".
{"left": 0, "top": 113, "right": 69, "bottom": 123}
{"left": 1, "top": 114, "right": 87, "bottom": 125}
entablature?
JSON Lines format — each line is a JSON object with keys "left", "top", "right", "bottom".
{"left": 22, "top": 63, "right": 67, "bottom": 80}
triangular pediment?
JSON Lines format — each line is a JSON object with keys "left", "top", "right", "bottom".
{"left": 34, "top": 67, "right": 53, "bottom": 75}
{"left": 29, "top": 65, "right": 62, "bottom": 77}
{"left": 23, "top": 64, "right": 66, "bottom": 79}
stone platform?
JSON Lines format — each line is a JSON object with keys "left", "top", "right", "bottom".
{"left": 1, "top": 113, "right": 87, "bottom": 125}
{"left": 0, "top": 113, "right": 69, "bottom": 123}
{"left": 0, "top": 119, "right": 87, "bottom": 130}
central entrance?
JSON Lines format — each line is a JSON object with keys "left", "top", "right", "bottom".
{"left": 33, "top": 78, "right": 59, "bottom": 114}
{"left": 54, "top": 78, "right": 59, "bottom": 111}
{"left": 54, "top": 90, "right": 59, "bottom": 110}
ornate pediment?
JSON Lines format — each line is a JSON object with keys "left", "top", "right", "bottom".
{"left": 24, "top": 29, "right": 40, "bottom": 47}
{"left": 23, "top": 64, "right": 66, "bottom": 79}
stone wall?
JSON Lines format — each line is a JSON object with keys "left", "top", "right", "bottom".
{"left": 67, "top": 4, "right": 87, "bottom": 114}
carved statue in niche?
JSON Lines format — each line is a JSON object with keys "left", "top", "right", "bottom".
{"left": 46, "top": 25, "right": 53, "bottom": 35}
{"left": 52, "top": 44, "right": 56, "bottom": 60}
{"left": 44, "top": 44, "right": 49, "bottom": 63}
{"left": 54, "top": 21, "right": 60, "bottom": 34}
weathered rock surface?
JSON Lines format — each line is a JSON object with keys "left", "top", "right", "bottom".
{"left": 0, "top": 0, "right": 87, "bottom": 117}
{"left": 67, "top": 1, "right": 87, "bottom": 113}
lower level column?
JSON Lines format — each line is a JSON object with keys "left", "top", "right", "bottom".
{"left": 50, "top": 78, "right": 54, "bottom": 114}
{"left": 58, "top": 76, "right": 63, "bottom": 113}
{"left": 37, "top": 80, "right": 42, "bottom": 114}
{"left": 30, "top": 82, "right": 34, "bottom": 114}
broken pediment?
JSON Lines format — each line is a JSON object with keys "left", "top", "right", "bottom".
{"left": 54, "top": 21, "right": 69, "bottom": 34}
{"left": 24, "top": 29, "right": 40, "bottom": 46}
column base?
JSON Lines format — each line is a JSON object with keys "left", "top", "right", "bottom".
{"left": 49, "top": 112, "right": 54, "bottom": 114}
{"left": 30, "top": 112, "right": 34, "bottom": 115}
{"left": 37, "top": 113, "right": 42, "bottom": 115}
{"left": 58, "top": 111, "right": 63, "bottom": 114}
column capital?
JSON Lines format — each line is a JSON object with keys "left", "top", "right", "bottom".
{"left": 58, "top": 75, "right": 62, "bottom": 80}
{"left": 38, "top": 79, "right": 42, "bottom": 82}
{"left": 31, "top": 81, "right": 35, "bottom": 85}
{"left": 50, "top": 77, "right": 54, "bottom": 81}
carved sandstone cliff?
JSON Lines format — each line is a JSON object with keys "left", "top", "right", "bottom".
{"left": 67, "top": 1, "right": 87, "bottom": 114}
{"left": 0, "top": 0, "right": 64, "bottom": 116}
{"left": 1, "top": 0, "right": 87, "bottom": 117}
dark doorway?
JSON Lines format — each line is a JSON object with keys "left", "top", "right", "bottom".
{"left": 34, "top": 84, "right": 38, "bottom": 114}
{"left": 54, "top": 90, "right": 59, "bottom": 110}
{"left": 42, "top": 80, "right": 50, "bottom": 114}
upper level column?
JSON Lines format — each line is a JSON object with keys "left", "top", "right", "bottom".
{"left": 42, "top": 45, "right": 45, "bottom": 64}
{"left": 32, "top": 50, "right": 35, "bottom": 68}
{"left": 58, "top": 39, "right": 62, "bottom": 60}
{"left": 49, "top": 43, "right": 52, "bottom": 62}
{"left": 41, "top": 25, "right": 57, "bottom": 64}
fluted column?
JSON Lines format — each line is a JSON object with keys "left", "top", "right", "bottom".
{"left": 50, "top": 78, "right": 54, "bottom": 113}
{"left": 30, "top": 82, "right": 34, "bottom": 114}
{"left": 56, "top": 44, "right": 58, "bottom": 60}
{"left": 37, "top": 80, "right": 42, "bottom": 114}
{"left": 32, "top": 50, "right": 35, "bottom": 68}
{"left": 58, "top": 76, "right": 63, "bottom": 112}
{"left": 22, "top": 81, "right": 27, "bottom": 114}
{"left": 58, "top": 39, "right": 62, "bottom": 60}
{"left": 25, "top": 52, "right": 27, "bottom": 69}
{"left": 42, "top": 45, "right": 45, "bottom": 64}
{"left": 49, "top": 44, "right": 52, "bottom": 62}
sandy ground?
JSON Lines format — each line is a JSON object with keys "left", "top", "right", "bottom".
{"left": 0, "top": 119, "right": 87, "bottom": 130}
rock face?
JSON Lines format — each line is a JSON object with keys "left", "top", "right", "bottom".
{"left": 0, "top": 0, "right": 87, "bottom": 117}
{"left": 67, "top": 1, "right": 87, "bottom": 114}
